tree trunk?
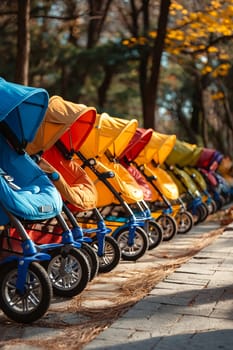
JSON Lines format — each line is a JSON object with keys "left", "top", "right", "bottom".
{"left": 97, "top": 65, "right": 114, "bottom": 109}
{"left": 15, "top": 0, "right": 30, "bottom": 85}
{"left": 140, "top": 0, "right": 171, "bottom": 129}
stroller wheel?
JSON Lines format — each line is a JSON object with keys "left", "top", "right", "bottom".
{"left": 192, "top": 203, "right": 208, "bottom": 225}
{"left": 191, "top": 205, "right": 203, "bottom": 225}
{"left": 0, "top": 261, "right": 52, "bottom": 324}
{"left": 81, "top": 242, "right": 99, "bottom": 281}
{"left": 45, "top": 247, "right": 90, "bottom": 297}
{"left": 206, "top": 200, "right": 218, "bottom": 215}
{"left": 199, "top": 203, "right": 209, "bottom": 222}
{"left": 156, "top": 214, "right": 177, "bottom": 241}
{"left": 175, "top": 210, "right": 194, "bottom": 234}
{"left": 115, "top": 227, "right": 149, "bottom": 261}
{"left": 144, "top": 220, "right": 163, "bottom": 250}
{"left": 90, "top": 235, "right": 121, "bottom": 273}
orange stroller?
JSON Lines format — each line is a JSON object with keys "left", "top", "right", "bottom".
{"left": 27, "top": 96, "right": 121, "bottom": 274}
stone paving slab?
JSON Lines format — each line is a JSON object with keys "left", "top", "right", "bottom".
{"left": 84, "top": 223, "right": 233, "bottom": 350}
{"left": 0, "top": 215, "right": 232, "bottom": 350}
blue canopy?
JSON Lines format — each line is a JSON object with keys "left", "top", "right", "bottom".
{"left": 0, "top": 77, "right": 49, "bottom": 146}
{"left": 0, "top": 78, "right": 62, "bottom": 225}
{"left": 0, "top": 135, "right": 63, "bottom": 224}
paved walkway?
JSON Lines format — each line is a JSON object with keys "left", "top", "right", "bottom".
{"left": 0, "top": 212, "right": 232, "bottom": 350}
{"left": 84, "top": 224, "right": 233, "bottom": 350}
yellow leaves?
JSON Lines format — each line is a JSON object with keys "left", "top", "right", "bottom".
{"left": 181, "top": 9, "right": 188, "bottom": 15}
{"left": 209, "top": 10, "right": 218, "bottom": 17}
{"left": 138, "top": 37, "right": 148, "bottom": 45}
{"left": 201, "top": 62, "right": 231, "bottom": 77}
{"left": 212, "top": 63, "right": 231, "bottom": 77}
{"left": 219, "top": 53, "right": 229, "bottom": 60}
{"left": 167, "top": 30, "right": 184, "bottom": 41}
{"left": 170, "top": 2, "right": 184, "bottom": 11}
{"left": 207, "top": 46, "right": 219, "bottom": 53}
{"left": 148, "top": 31, "right": 157, "bottom": 39}
{"left": 122, "top": 39, "right": 130, "bottom": 46}
{"left": 201, "top": 65, "right": 213, "bottom": 75}
{"left": 211, "top": 92, "right": 224, "bottom": 100}
{"left": 122, "top": 36, "right": 148, "bottom": 47}
{"left": 210, "top": 0, "right": 222, "bottom": 9}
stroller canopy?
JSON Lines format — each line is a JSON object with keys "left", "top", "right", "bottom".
{"left": 119, "top": 128, "right": 154, "bottom": 163}
{"left": 79, "top": 112, "right": 138, "bottom": 159}
{"left": 135, "top": 130, "right": 176, "bottom": 166}
{"left": 27, "top": 96, "right": 98, "bottom": 212}
{"left": 165, "top": 139, "right": 203, "bottom": 167}
{"left": 196, "top": 148, "right": 223, "bottom": 170}
{"left": 26, "top": 95, "right": 96, "bottom": 155}
{"left": 0, "top": 77, "right": 48, "bottom": 148}
{"left": 0, "top": 79, "right": 63, "bottom": 224}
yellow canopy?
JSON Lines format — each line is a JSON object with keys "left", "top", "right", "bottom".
{"left": 135, "top": 130, "right": 176, "bottom": 165}
{"left": 79, "top": 112, "right": 138, "bottom": 159}
{"left": 26, "top": 95, "right": 96, "bottom": 155}
{"left": 166, "top": 139, "right": 203, "bottom": 166}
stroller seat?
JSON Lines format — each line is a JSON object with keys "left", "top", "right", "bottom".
{"left": 38, "top": 156, "right": 98, "bottom": 212}
{"left": 0, "top": 134, "right": 62, "bottom": 225}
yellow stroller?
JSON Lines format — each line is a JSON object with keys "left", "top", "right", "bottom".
{"left": 121, "top": 128, "right": 193, "bottom": 236}
{"left": 27, "top": 96, "right": 121, "bottom": 274}
{"left": 165, "top": 139, "right": 212, "bottom": 223}
{"left": 71, "top": 112, "right": 159, "bottom": 260}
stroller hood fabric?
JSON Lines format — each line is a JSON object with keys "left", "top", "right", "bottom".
{"left": 135, "top": 130, "right": 176, "bottom": 166}
{"left": 0, "top": 77, "right": 49, "bottom": 147}
{"left": 26, "top": 95, "right": 96, "bottom": 155}
{"left": 165, "top": 139, "right": 202, "bottom": 167}
{"left": 0, "top": 79, "right": 62, "bottom": 224}
{"left": 27, "top": 96, "right": 98, "bottom": 211}
{"left": 119, "top": 128, "right": 154, "bottom": 163}
{"left": 79, "top": 113, "right": 138, "bottom": 159}
{"left": 196, "top": 148, "right": 224, "bottom": 170}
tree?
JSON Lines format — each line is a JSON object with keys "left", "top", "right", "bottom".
{"left": 15, "top": 0, "right": 30, "bottom": 85}
{"left": 118, "top": 0, "right": 171, "bottom": 129}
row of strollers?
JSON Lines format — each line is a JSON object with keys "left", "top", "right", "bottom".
{"left": 0, "top": 78, "right": 232, "bottom": 324}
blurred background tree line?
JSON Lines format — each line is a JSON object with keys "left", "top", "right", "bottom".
{"left": 1, "top": 0, "right": 233, "bottom": 156}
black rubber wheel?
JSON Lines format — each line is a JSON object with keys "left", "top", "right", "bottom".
{"left": 115, "top": 226, "right": 149, "bottom": 261}
{"left": 44, "top": 247, "right": 90, "bottom": 297}
{"left": 156, "top": 214, "right": 177, "bottom": 241}
{"left": 81, "top": 242, "right": 99, "bottom": 281}
{"left": 90, "top": 235, "right": 121, "bottom": 273}
{"left": 175, "top": 210, "right": 194, "bottom": 234}
{"left": 192, "top": 205, "right": 204, "bottom": 225}
{"left": 216, "top": 194, "right": 226, "bottom": 210}
{"left": 143, "top": 219, "right": 163, "bottom": 250}
{"left": 206, "top": 199, "right": 218, "bottom": 215}
{"left": 0, "top": 261, "right": 52, "bottom": 324}
{"left": 199, "top": 203, "right": 209, "bottom": 222}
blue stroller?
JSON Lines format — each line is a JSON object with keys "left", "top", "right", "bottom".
{"left": 0, "top": 78, "right": 89, "bottom": 322}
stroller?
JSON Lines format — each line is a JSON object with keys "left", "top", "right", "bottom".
{"left": 27, "top": 96, "right": 121, "bottom": 274}
{"left": 89, "top": 115, "right": 164, "bottom": 250}
{"left": 218, "top": 156, "right": 233, "bottom": 200}
{"left": 0, "top": 78, "right": 62, "bottom": 323}
{"left": 183, "top": 166, "right": 217, "bottom": 215}
{"left": 196, "top": 148, "right": 229, "bottom": 209}
{"left": 68, "top": 112, "right": 152, "bottom": 261}
{"left": 165, "top": 139, "right": 210, "bottom": 224}
{"left": 120, "top": 128, "right": 193, "bottom": 236}
{"left": 166, "top": 140, "right": 218, "bottom": 215}
{"left": 0, "top": 79, "right": 92, "bottom": 305}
